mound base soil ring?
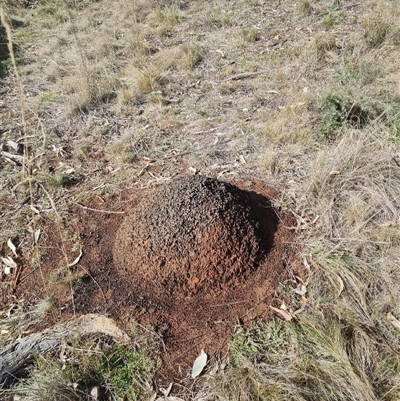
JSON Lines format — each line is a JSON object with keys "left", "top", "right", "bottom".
{"left": 9, "top": 176, "right": 301, "bottom": 384}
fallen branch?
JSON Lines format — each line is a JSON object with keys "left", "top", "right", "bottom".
{"left": 0, "top": 314, "right": 130, "bottom": 384}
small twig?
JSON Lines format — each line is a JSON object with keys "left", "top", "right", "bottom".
{"left": 1, "top": 151, "right": 24, "bottom": 164}
{"left": 335, "top": 3, "right": 361, "bottom": 11}
{"left": 224, "top": 70, "right": 269, "bottom": 81}
{"left": 15, "top": 135, "right": 35, "bottom": 142}
{"left": 12, "top": 264, "right": 23, "bottom": 290}
{"left": 137, "top": 162, "right": 152, "bottom": 177}
{"left": 317, "top": 3, "right": 361, "bottom": 18}
{"left": 76, "top": 203, "right": 125, "bottom": 214}
{"left": 19, "top": 265, "right": 42, "bottom": 285}
{"left": 192, "top": 127, "right": 219, "bottom": 135}
{"left": 12, "top": 178, "right": 32, "bottom": 192}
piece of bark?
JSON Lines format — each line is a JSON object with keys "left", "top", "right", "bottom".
{"left": 0, "top": 314, "right": 130, "bottom": 384}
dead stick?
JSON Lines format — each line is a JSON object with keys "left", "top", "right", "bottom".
{"left": 76, "top": 203, "right": 125, "bottom": 214}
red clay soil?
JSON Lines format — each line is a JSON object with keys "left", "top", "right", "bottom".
{"left": 113, "top": 175, "right": 275, "bottom": 299}
{"left": 4, "top": 175, "right": 301, "bottom": 386}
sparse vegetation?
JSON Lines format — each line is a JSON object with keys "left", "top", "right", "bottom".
{"left": 210, "top": 128, "right": 400, "bottom": 401}
{"left": 5, "top": 342, "right": 154, "bottom": 401}
{"left": 0, "top": 24, "right": 11, "bottom": 77}
{"left": 1, "top": 0, "right": 400, "bottom": 400}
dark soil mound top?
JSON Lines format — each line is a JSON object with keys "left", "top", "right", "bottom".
{"left": 113, "top": 175, "right": 273, "bottom": 298}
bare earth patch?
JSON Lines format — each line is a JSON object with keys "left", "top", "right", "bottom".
{"left": 9, "top": 175, "right": 300, "bottom": 384}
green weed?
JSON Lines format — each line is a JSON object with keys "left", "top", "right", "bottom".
{"left": 55, "top": 11, "right": 69, "bottom": 23}
{"left": 40, "top": 172, "right": 72, "bottom": 188}
{"left": 7, "top": 343, "right": 154, "bottom": 401}
{"left": 323, "top": 13, "right": 338, "bottom": 28}
{"left": 0, "top": 56, "right": 11, "bottom": 77}
{"left": 0, "top": 25, "right": 11, "bottom": 77}
{"left": 38, "top": 92, "right": 58, "bottom": 105}
{"left": 35, "top": 6, "right": 56, "bottom": 16}
{"left": 79, "top": 143, "right": 91, "bottom": 155}
{"left": 229, "top": 320, "right": 291, "bottom": 366}
{"left": 312, "top": 91, "right": 373, "bottom": 140}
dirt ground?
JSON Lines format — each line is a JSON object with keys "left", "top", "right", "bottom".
{"left": 3, "top": 174, "right": 301, "bottom": 385}
{"left": 1, "top": 1, "right": 400, "bottom": 400}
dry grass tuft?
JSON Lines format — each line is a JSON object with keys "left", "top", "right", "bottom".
{"left": 65, "top": 64, "right": 119, "bottom": 114}
{"left": 363, "top": 6, "right": 400, "bottom": 49}
{"left": 308, "top": 128, "right": 400, "bottom": 235}
{"left": 208, "top": 127, "right": 400, "bottom": 401}
{"left": 119, "top": 43, "right": 202, "bottom": 104}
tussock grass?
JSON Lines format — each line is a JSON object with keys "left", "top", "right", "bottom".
{"left": 308, "top": 129, "right": 399, "bottom": 234}
{"left": 363, "top": 6, "right": 400, "bottom": 49}
{"left": 208, "top": 128, "right": 400, "bottom": 401}
{"left": 120, "top": 43, "right": 203, "bottom": 106}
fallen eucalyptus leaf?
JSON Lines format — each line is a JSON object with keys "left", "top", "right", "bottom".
{"left": 161, "top": 383, "right": 173, "bottom": 397}
{"left": 28, "top": 227, "right": 42, "bottom": 243}
{"left": 239, "top": 155, "right": 246, "bottom": 164}
{"left": 270, "top": 306, "right": 293, "bottom": 321}
{"left": 303, "top": 257, "right": 311, "bottom": 274}
{"left": 337, "top": 274, "right": 344, "bottom": 297}
{"left": 34, "top": 229, "right": 41, "bottom": 244}
{"left": 387, "top": 312, "right": 400, "bottom": 330}
{"left": 59, "top": 342, "right": 67, "bottom": 364}
{"left": 90, "top": 386, "right": 99, "bottom": 400}
{"left": 1, "top": 256, "right": 17, "bottom": 269}
{"left": 7, "top": 239, "right": 18, "bottom": 257}
{"left": 191, "top": 349, "right": 208, "bottom": 379}
{"left": 68, "top": 249, "right": 83, "bottom": 267}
